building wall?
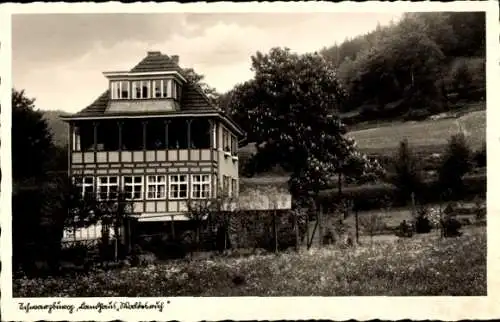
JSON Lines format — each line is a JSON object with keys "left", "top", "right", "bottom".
{"left": 216, "top": 122, "right": 239, "bottom": 197}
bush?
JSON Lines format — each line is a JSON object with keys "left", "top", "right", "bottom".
{"left": 474, "top": 143, "right": 486, "bottom": 168}
{"left": 395, "top": 220, "right": 414, "bottom": 238}
{"left": 441, "top": 216, "right": 463, "bottom": 237}
{"left": 391, "top": 139, "right": 424, "bottom": 204}
{"left": 415, "top": 215, "right": 432, "bottom": 234}
{"left": 438, "top": 133, "right": 473, "bottom": 200}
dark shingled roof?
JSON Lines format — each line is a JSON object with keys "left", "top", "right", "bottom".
{"left": 71, "top": 52, "right": 218, "bottom": 117}
{"left": 130, "top": 52, "right": 184, "bottom": 74}
{"left": 76, "top": 90, "right": 110, "bottom": 117}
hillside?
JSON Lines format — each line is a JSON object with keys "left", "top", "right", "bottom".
{"left": 42, "top": 110, "right": 69, "bottom": 147}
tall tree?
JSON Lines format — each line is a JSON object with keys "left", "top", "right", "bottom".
{"left": 182, "top": 67, "right": 220, "bottom": 105}
{"left": 228, "top": 48, "right": 383, "bottom": 202}
{"left": 12, "top": 89, "right": 54, "bottom": 182}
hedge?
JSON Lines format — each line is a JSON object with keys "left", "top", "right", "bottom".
{"left": 316, "top": 173, "right": 486, "bottom": 211}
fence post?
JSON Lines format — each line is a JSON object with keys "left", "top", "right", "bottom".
{"left": 355, "top": 203, "right": 359, "bottom": 244}
{"left": 294, "top": 211, "right": 299, "bottom": 252}
{"left": 318, "top": 202, "right": 323, "bottom": 248}
{"left": 273, "top": 209, "right": 278, "bottom": 254}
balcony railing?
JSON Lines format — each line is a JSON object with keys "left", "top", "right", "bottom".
{"left": 71, "top": 148, "right": 214, "bottom": 164}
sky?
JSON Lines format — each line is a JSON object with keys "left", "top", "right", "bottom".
{"left": 12, "top": 13, "right": 402, "bottom": 113}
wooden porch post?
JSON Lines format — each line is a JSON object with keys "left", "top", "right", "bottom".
{"left": 117, "top": 121, "right": 123, "bottom": 151}
{"left": 93, "top": 121, "right": 98, "bottom": 151}
{"left": 142, "top": 120, "right": 147, "bottom": 151}
{"left": 164, "top": 120, "right": 170, "bottom": 150}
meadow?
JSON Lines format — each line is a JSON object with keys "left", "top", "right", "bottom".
{"left": 13, "top": 225, "right": 486, "bottom": 297}
{"left": 349, "top": 110, "right": 485, "bottom": 156}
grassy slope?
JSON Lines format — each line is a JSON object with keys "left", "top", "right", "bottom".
{"left": 349, "top": 110, "right": 485, "bottom": 155}
{"left": 13, "top": 226, "right": 486, "bottom": 296}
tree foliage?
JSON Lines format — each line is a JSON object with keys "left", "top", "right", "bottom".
{"left": 391, "top": 139, "right": 423, "bottom": 204}
{"left": 227, "top": 48, "right": 384, "bottom": 200}
{"left": 12, "top": 89, "right": 55, "bottom": 181}
{"left": 321, "top": 12, "right": 485, "bottom": 121}
{"left": 438, "top": 133, "right": 473, "bottom": 200}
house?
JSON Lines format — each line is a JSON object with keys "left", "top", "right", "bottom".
{"left": 61, "top": 51, "right": 245, "bottom": 230}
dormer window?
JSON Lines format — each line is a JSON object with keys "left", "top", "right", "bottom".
{"left": 131, "top": 80, "right": 151, "bottom": 99}
{"left": 109, "top": 77, "right": 181, "bottom": 101}
{"left": 111, "top": 81, "right": 130, "bottom": 99}
{"left": 153, "top": 80, "right": 162, "bottom": 98}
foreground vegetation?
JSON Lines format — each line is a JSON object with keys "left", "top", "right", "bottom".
{"left": 13, "top": 226, "right": 486, "bottom": 297}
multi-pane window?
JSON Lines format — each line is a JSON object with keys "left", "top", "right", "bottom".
{"left": 141, "top": 80, "right": 150, "bottom": 98}
{"left": 152, "top": 80, "right": 162, "bottom": 98}
{"left": 162, "top": 79, "right": 171, "bottom": 98}
{"left": 97, "top": 176, "right": 119, "bottom": 200}
{"left": 123, "top": 176, "right": 143, "bottom": 200}
{"left": 74, "top": 176, "right": 94, "bottom": 198}
{"left": 111, "top": 81, "right": 130, "bottom": 99}
{"left": 132, "top": 80, "right": 150, "bottom": 99}
{"left": 169, "top": 175, "right": 188, "bottom": 199}
{"left": 191, "top": 174, "right": 211, "bottom": 199}
{"left": 146, "top": 175, "right": 166, "bottom": 200}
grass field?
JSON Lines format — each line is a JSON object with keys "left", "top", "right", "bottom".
{"left": 13, "top": 226, "right": 486, "bottom": 297}
{"left": 349, "top": 110, "right": 485, "bottom": 155}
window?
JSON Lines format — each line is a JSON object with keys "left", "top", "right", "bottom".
{"left": 131, "top": 80, "right": 150, "bottom": 99}
{"left": 172, "top": 81, "right": 178, "bottom": 100}
{"left": 97, "top": 176, "right": 119, "bottom": 200}
{"left": 152, "top": 80, "right": 162, "bottom": 98}
{"left": 231, "top": 134, "right": 237, "bottom": 154}
{"left": 132, "top": 81, "right": 140, "bottom": 99}
{"left": 222, "top": 128, "right": 229, "bottom": 152}
{"left": 191, "top": 174, "right": 211, "bottom": 199}
{"left": 74, "top": 176, "right": 94, "bottom": 198}
{"left": 146, "top": 175, "right": 166, "bottom": 200}
{"left": 141, "top": 80, "right": 150, "bottom": 98}
{"left": 120, "top": 81, "right": 130, "bottom": 99}
{"left": 111, "top": 81, "right": 130, "bottom": 99}
{"left": 231, "top": 178, "right": 238, "bottom": 197}
{"left": 123, "top": 176, "right": 143, "bottom": 200}
{"left": 162, "top": 79, "right": 171, "bottom": 98}
{"left": 223, "top": 175, "right": 230, "bottom": 197}
{"left": 169, "top": 175, "right": 188, "bottom": 199}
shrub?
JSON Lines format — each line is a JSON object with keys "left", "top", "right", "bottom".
{"left": 391, "top": 139, "right": 424, "bottom": 204}
{"left": 474, "top": 143, "right": 486, "bottom": 168}
{"left": 395, "top": 220, "right": 414, "bottom": 238}
{"left": 438, "top": 133, "right": 473, "bottom": 200}
{"left": 414, "top": 207, "right": 433, "bottom": 234}
{"left": 441, "top": 216, "right": 463, "bottom": 237}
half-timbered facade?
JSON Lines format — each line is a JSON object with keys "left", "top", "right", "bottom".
{"left": 61, "top": 51, "right": 245, "bottom": 224}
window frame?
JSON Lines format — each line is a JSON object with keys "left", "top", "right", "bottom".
{"left": 97, "top": 176, "right": 119, "bottom": 201}
{"left": 146, "top": 175, "right": 167, "bottom": 200}
{"left": 191, "top": 174, "right": 211, "bottom": 199}
{"left": 123, "top": 175, "right": 143, "bottom": 200}
{"left": 74, "top": 176, "right": 94, "bottom": 198}
{"left": 169, "top": 174, "right": 188, "bottom": 200}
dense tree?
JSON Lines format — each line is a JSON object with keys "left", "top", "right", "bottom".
{"left": 391, "top": 139, "right": 423, "bottom": 204}
{"left": 228, "top": 48, "right": 383, "bottom": 202}
{"left": 12, "top": 89, "right": 54, "bottom": 182}
{"left": 321, "top": 12, "right": 485, "bottom": 121}
{"left": 438, "top": 133, "right": 473, "bottom": 200}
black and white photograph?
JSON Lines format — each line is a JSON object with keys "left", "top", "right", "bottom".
{"left": 1, "top": 1, "right": 499, "bottom": 321}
